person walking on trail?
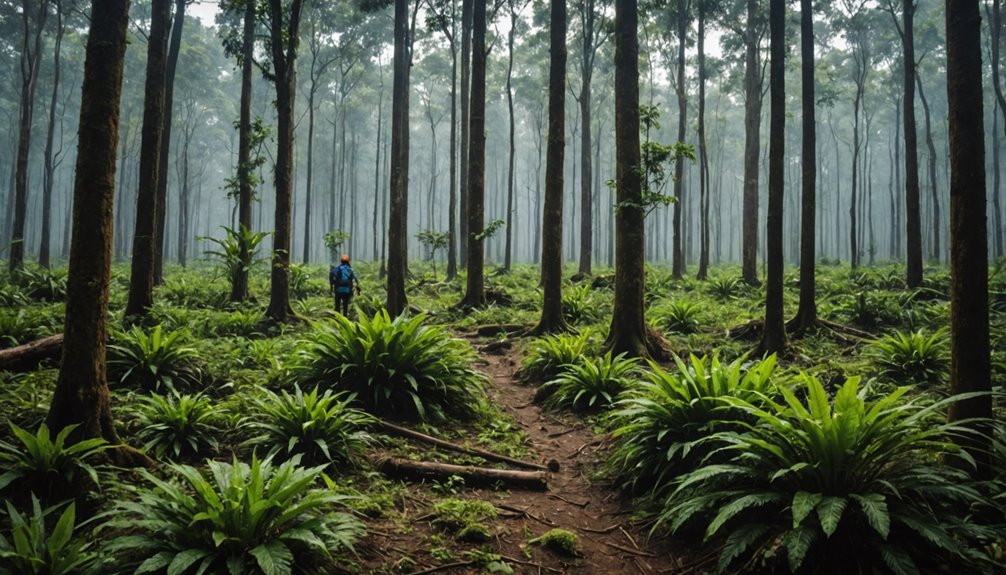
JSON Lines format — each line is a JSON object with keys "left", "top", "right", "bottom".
{"left": 330, "top": 255, "right": 361, "bottom": 317}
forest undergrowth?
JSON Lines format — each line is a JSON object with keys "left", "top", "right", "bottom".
{"left": 1, "top": 258, "right": 1006, "bottom": 574}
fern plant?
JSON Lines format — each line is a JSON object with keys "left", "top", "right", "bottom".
{"left": 0, "top": 497, "right": 98, "bottom": 575}
{"left": 656, "top": 376, "right": 997, "bottom": 574}
{"left": 561, "top": 284, "right": 601, "bottom": 325}
{"left": 103, "top": 454, "right": 364, "bottom": 575}
{"left": 516, "top": 331, "right": 592, "bottom": 383}
{"left": 652, "top": 300, "right": 703, "bottom": 334}
{"left": 133, "top": 392, "right": 221, "bottom": 460}
{"left": 0, "top": 423, "right": 109, "bottom": 503}
{"left": 866, "top": 328, "right": 949, "bottom": 387}
{"left": 17, "top": 267, "right": 68, "bottom": 302}
{"left": 608, "top": 354, "right": 780, "bottom": 499}
{"left": 290, "top": 311, "right": 486, "bottom": 422}
{"left": 538, "top": 352, "right": 640, "bottom": 412}
{"left": 247, "top": 386, "right": 374, "bottom": 467}
{"left": 201, "top": 225, "right": 271, "bottom": 292}
{"left": 108, "top": 325, "right": 202, "bottom": 393}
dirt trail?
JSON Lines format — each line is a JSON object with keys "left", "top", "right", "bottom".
{"left": 358, "top": 337, "right": 690, "bottom": 574}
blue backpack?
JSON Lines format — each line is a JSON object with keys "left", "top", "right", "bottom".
{"left": 331, "top": 265, "right": 352, "bottom": 290}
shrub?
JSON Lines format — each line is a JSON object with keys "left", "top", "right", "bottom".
{"left": 157, "top": 275, "right": 228, "bottom": 309}
{"left": 866, "top": 328, "right": 949, "bottom": 387}
{"left": 201, "top": 225, "right": 271, "bottom": 292}
{"left": 0, "top": 423, "right": 109, "bottom": 503}
{"left": 0, "top": 283, "right": 28, "bottom": 307}
{"left": 652, "top": 300, "right": 703, "bottom": 334}
{"left": 705, "top": 276, "right": 746, "bottom": 301}
{"left": 290, "top": 312, "right": 486, "bottom": 422}
{"left": 608, "top": 354, "right": 779, "bottom": 499}
{"left": 561, "top": 284, "right": 601, "bottom": 325}
{"left": 247, "top": 386, "right": 374, "bottom": 467}
{"left": 656, "top": 376, "right": 997, "bottom": 574}
{"left": 133, "top": 392, "right": 221, "bottom": 460}
{"left": 538, "top": 352, "right": 639, "bottom": 412}
{"left": 0, "top": 497, "right": 98, "bottom": 575}
{"left": 108, "top": 325, "right": 202, "bottom": 393}
{"left": 103, "top": 454, "right": 364, "bottom": 575}
{"left": 0, "top": 310, "right": 36, "bottom": 348}
{"left": 516, "top": 331, "right": 592, "bottom": 383}
{"left": 17, "top": 267, "right": 68, "bottom": 302}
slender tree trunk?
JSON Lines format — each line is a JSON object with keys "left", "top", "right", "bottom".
{"left": 577, "top": 1, "right": 596, "bottom": 276}
{"left": 462, "top": 0, "right": 487, "bottom": 307}
{"left": 9, "top": 0, "right": 49, "bottom": 274}
{"left": 40, "top": 0, "right": 65, "bottom": 269}
{"left": 741, "top": 0, "right": 762, "bottom": 286}
{"left": 265, "top": 0, "right": 304, "bottom": 323}
{"left": 231, "top": 0, "right": 256, "bottom": 303}
{"left": 759, "top": 0, "right": 787, "bottom": 355}
{"left": 849, "top": 59, "right": 864, "bottom": 270}
{"left": 607, "top": 0, "right": 659, "bottom": 358}
{"left": 791, "top": 0, "right": 816, "bottom": 333}
{"left": 533, "top": 0, "right": 567, "bottom": 332}
{"left": 994, "top": 101, "right": 1004, "bottom": 259}
{"left": 504, "top": 3, "right": 517, "bottom": 272}
{"left": 946, "top": 0, "right": 992, "bottom": 476}
{"left": 303, "top": 91, "right": 316, "bottom": 263}
{"left": 459, "top": 0, "right": 472, "bottom": 269}
{"left": 153, "top": 0, "right": 187, "bottom": 284}
{"left": 387, "top": 0, "right": 411, "bottom": 316}
{"left": 696, "top": 0, "right": 710, "bottom": 280}
{"left": 891, "top": 96, "right": 901, "bottom": 260}
{"left": 177, "top": 138, "right": 190, "bottom": 267}
{"left": 671, "top": 0, "right": 689, "bottom": 279}
{"left": 373, "top": 62, "right": 385, "bottom": 264}
{"left": 915, "top": 74, "right": 940, "bottom": 263}
{"left": 989, "top": 0, "right": 1006, "bottom": 259}
{"left": 900, "top": 1, "right": 923, "bottom": 287}
{"left": 48, "top": 0, "right": 138, "bottom": 458}
{"left": 124, "top": 0, "right": 171, "bottom": 319}
{"left": 447, "top": 31, "right": 459, "bottom": 279}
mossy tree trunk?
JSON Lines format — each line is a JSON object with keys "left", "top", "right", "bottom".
{"left": 461, "top": 0, "right": 487, "bottom": 308}
{"left": 791, "top": 0, "right": 817, "bottom": 334}
{"left": 47, "top": 0, "right": 131, "bottom": 450}
{"left": 741, "top": 0, "right": 763, "bottom": 287}
{"left": 387, "top": 0, "right": 411, "bottom": 316}
{"left": 231, "top": 0, "right": 257, "bottom": 303}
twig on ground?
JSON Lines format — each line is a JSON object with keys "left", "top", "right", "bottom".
{"left": 499, "top": 555, "right": 562, "bottom": 574}
{"left": 496, "top": 502, "right": 556, "bottom": 526}
{"left": 406, "top": 560, "right": 475, "bottom": 575}
{"left": 605, "top": 541, "right": 657, "bottom": 558}
{"left": 619, "top": 526, "right": 639, "bottom": 549}
{"left": 581, "top": 523, "right": 620, "bottom": 534}
{"left": 548, "top": 424, "right": 590, "bottom": 438}
{"left": 549, "top": 493, "right": 589, "bottom": 508}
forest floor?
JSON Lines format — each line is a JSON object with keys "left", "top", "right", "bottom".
{"left": 357, "top": 335, "right": 689, "bottom": 575}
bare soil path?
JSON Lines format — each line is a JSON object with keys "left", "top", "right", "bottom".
{"left": 358, "top": 337, "right": 691, "bottom": 575}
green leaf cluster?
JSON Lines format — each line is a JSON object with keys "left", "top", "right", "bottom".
{"left": 133, "top": 392, "right": 222, "bottom": 460}
{"left": 0, "top": 423, "right": 109, "bottom": 504}
{"left": 539, "top": 352, "right": 639, "bottom": 412}
{"left": 0, "top": 496, "right": 98, "bottom": 575}
{"left": 109, "top": 325, "right": 203, "bottom": 394}
{"left": 866, "top": 328, "right": 949, "bottom": 387}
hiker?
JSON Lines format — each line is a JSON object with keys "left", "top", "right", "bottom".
{"left": 329, "top": 255, "right": 361, "bottom": 317}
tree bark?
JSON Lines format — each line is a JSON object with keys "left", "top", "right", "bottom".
{"left": 40, "top": 0, "right": 65, "bottom": 269}
{"left": 47, "top": 0, "right": 131, "bottom": 450}
{"left": 9, "top": 0, "right": 49, "bottom": 274}
{"left": 265, "top": 0, "right": 304, "bottom": 324}
{"left": 533, "top": 0, "right": 568, "bottom": 333}
{"left": 0, "top": 334, "right": 63, "bottom": 373}
{"left": 124, "top": 0, "right": 171, "bottom": 320}
{"left": 990, "top": 0, "right": 1006, "bottom": 259}
{"left": 387, "top": 0, "right": 411, "bottom": 316}
{"left": 459, "top": 0, "right": 472, "bottom": 269}
{"left": 945, "top": 0, "right": 992, "bottom": 476}
{"left": 696, "top": 0, "right": 710, "bottom": 280}
{"left": 791, "top": 0, "right": 816, "bottom": 333}
{"left": 376, "top": 457, "right": 548, "bottom": 491}
{"left": 759, "top": 0, "right": 787, "bottom": 355}
{"left": 577, "top": 0, "right": 600, "bottom": 276}
{"left": 231, "top": 0, "right": 257, "bottom": 303}
{"left": 153, "top": 0, "right": 187, "bottom": 285}
{"left": 898, "top": 0, "right": 923, "bottom": 287}
{"left": 504, "top": 2, "right": 517, "bottom": 272}
{"left": 671, "top": 0, "right": 688, "bottom": 279}
{"left": 915, "top": 74, "right": 940, "bottom": 263}
{"left": 461, "top": 0, "right": 487, "bottom": 308}
{"left": 741, "top": 0, "right": 762, "bottom": 286}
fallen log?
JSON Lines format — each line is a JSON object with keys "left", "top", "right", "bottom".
{"left": 0, "top": 333, "right": 63, "bottom": 373}
{"left": 374, "top": 419, "right": 559, "bottom": 472}
{"left": 375, "top": 456, "right": 549, "bottom": 491}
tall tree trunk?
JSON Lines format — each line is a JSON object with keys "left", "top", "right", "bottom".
{"left": 461, "top": 0, "right": 487, "bottom": 307}
{"left": 915, "top": 74, "right": 940, "bottom": 263}
{"left": 791, "top": 0, "right": 816, "bottom": 333}
{"left": 177, "top": 138, "right": 190, "bottom": 266}
{"left": 671, "top": 0, "right": 688, "bottom": 279}
{"left": 891, "top": 96, "right": 901, "bottom": 260}
{"left": 48, "top": 0, "right": 137, "bottom": 458}
{"left": 447, "top": 22, "right": 459, "bottom": 279}
{"left": 40, "top": 0, "right": 66, "bottom": 269}
{"left": 849, "top": 56, "right": 864, "bottom": 270}
{"left": 741, "top": 0, "right": 762, "bottom": 286}
{"left": 533, "top": 0, "right": 568, "bottom": 332}
{"left": 373, "top": 62, "right": 385, "bottom": 264}
{"left": 303, "top": 90, "right": 316, "bottom": 263}
{"left": 459, "top": 0, "right": 472, "bottom": 269}
{"left": 577, "top": 1, "right": 596, "bottom": 276}
{"left": 124, "top": 0, "right": 171, "bottom": 319}
{"left": 696, "top": 0, "right": 710, "bottom": 280}
{"left": 153, "top": 0, "right": 187, "bottom": 284}
{"left": 504, "top": 2, "right": 517, "bottom": 272}
{"left": 898, "top": 0, "right": 923, "bottom": 287}
{"left": 994, "top": 101, "right": 1005, "bottom": 259}
{"left": 231, "top": 0, "right": 256, "bottom": 303}
{"left": 265, "top": 0, "right": 304, "bottom": 323}
{"left": 607, "top": 0, "right": 659, "bottom": 358}
{"left": 759, "top": 0, "right": 787, "bottom": 355}
{"left": 387, "top": 0, "right": 411, "bottom": 316}
{"left": 990, "top": 0, "right": 1006, "bottom": 259}
{"left": 9, "top": 0, "right": 50, "bottom": 274}
{"left": 945, "top": 0, "right": 992, "bottom": 476}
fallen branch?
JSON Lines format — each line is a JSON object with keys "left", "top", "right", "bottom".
{"left": 0, "top": 333, "right": 63, "bottom": 373}
{"left": 375, "top": 457, "right": 549, "bottom": 491}
{"left": 374, "top": 419, "right": 559, "bottom": 472}
{"left": 496, "top": 502, "right": 556, "bottom": 526}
